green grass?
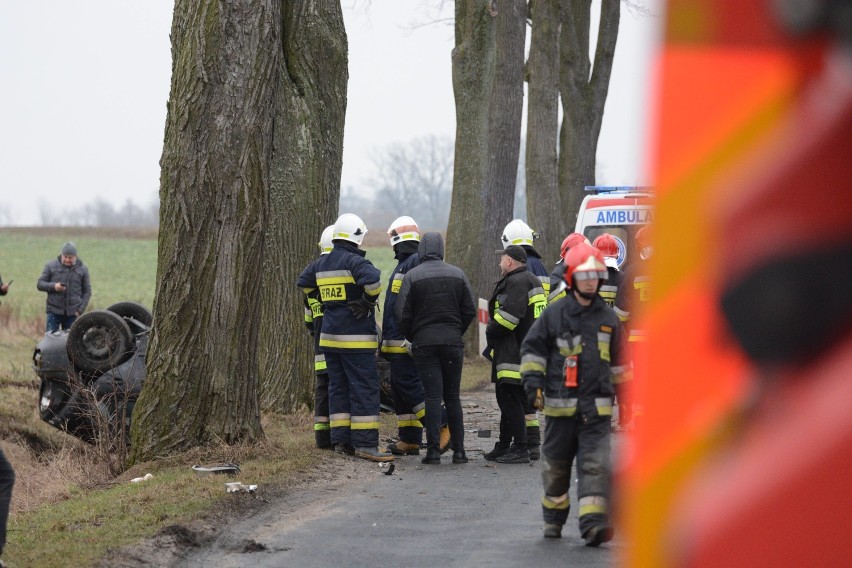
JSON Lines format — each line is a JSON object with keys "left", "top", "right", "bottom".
{"left": 0, "top": 228, "right": 489, "bottom": 567}
{"left": 0, "top": 229, "right": 158, "bottom": 321}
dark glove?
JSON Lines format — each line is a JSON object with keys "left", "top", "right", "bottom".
{"left": 348, "top": 295, "right": 375, "bottom": 319}
{"left": 481, "top": 346, "right": 493, "bottom": 362}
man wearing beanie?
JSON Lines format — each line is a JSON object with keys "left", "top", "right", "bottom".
{"left": 37, "top": 241, "right": 92, "bottom": 332}
{"left": 483, "top": 245, "right": 548, "bottom": 464}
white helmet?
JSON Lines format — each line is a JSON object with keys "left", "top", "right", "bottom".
{"left": 332, "top": 213, "right": 367, "bottom": 246}
{"left": 501, "top": 219, "right": 537, "bottom": 247}
{"left": 318, "top": 225, "right": 334, "bottom": 255}
{"left": 387, "top": 216, "right": 420, "bottom": 246}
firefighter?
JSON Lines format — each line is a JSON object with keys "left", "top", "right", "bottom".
{"left": 301, "top": 225, "right": 335, "bottom": 449}
{"left": 592, "top": 233, "right": 623, "bottom": 307}
{"left": 613, "top": 225, "right": 651, "bottom": 429}
{"left": 483, "top": 245, "right": 547, "bottom": 464}
{"left": 500, "top": 220, "right": 549, "bottom": 459}
{"left": 547, "top": 233, "right": 590, "bottom": 304}
{"left": 521, "top": 242, "right": 628, "bottom": 545}
{"left": 501, "top": 219, "right": 551, "bottom": 295}
{"left": 381, "top": 216, "right": 426, "bottom": 455}
{"left": 297, "top": 213, "right": 392, "bottom": 462}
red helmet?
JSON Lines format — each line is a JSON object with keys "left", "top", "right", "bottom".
{"left": 562, "top": 242, "right": 608, "bottom": 287}
{"left": 636, "top": 225, "right": 652, "bottom": 249}
{"left": 560, "top": 232, "right": 590, "bottom": 256}
{"left": 593, "top": 233, "right": 619, "bottom": 258}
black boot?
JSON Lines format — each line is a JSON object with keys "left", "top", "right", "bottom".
{"left": 452, "top": 450, "right": 468, "bottom": 464}
{"left": 421, "top": 448, "right": 442, "bottom": 465}
{"left": 483, "top": 442, "right": 509, "bottom": 461}
{"left": 495, "top": 445, "right": 530, "bottom": 464}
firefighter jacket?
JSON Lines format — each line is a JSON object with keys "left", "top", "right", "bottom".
{"left": 522, "top": 245, "right": 552, "bottom": 298}
{"left": 381, "top": 241, "right": 420, "bottom": 358}
{"left": 297, "top": 241, "right": 382, "bottom": 353}
{"left": 614, "top": 258, "right": 650, "bottom": 343}
{"left": 598, "top": 266, "right": 622, "bottom": 308}
{"left": 520, "top": 292, "right": 628, "bottom": 420}
{"left": 486, "top": 266, "right": 547, "bottom": 385}
{"left": 548, "top": 261, "right": 568, "bottom": 304}
{"left": 300, "top": 257, "right": 328, "bottom": 375}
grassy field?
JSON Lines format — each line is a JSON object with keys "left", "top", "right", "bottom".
{"left": 0, "top": 227, "right": 489, "bottom": 567}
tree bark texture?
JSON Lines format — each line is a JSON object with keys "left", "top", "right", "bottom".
{"left": 476, "top": 0, "right": 528, "bottom": 298}
{"left": 446, "top": 0, "right": 496, "bottom": 356}
{"left": 525, "top": 0, "right": 562, "bottom": 264}
{"left": 558, "top": 0, "right": 620, "bottom": 232}
{"left": 131, "top": 0, "right": 281, "bottom": 460}
{"left": 259, "top": 1, "right": 347, "bottom": 412}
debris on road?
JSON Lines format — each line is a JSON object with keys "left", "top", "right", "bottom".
{"left": 130, "top": 473, "right": 154, "bottom": 483}
{"left": 225, "top": 482, "right": 257, "bottom": 494}
{"left": 193, "top": 463, "right": 241, "bottom": 476}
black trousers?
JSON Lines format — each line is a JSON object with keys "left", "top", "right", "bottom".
{"left": 413, "top": 344, "right": 465, "bottom": 453}
{"left": 495, "top": 382, "right": 527, "bottom": 450}
{"left": 0, "top": 448, "right": 14, "bottom": 556}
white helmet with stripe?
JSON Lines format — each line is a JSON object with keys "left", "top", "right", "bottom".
{"left": 332, "top": 213, "right": 368, "bottom": 246}
{"left": 387, "top": 216, "right": 420, "bottom": 246}
{"left": 318, "top": 225, "right": 334, "bottom": 255}
{"left": 501, "top": 219, "right": 537, "bottom": 247}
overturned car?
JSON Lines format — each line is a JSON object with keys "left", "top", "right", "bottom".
{"left": 33, "top": 302, "right": 151, "bottom": 444}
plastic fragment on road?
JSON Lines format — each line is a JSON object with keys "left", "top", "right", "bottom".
{"left": 225, "top": 482, "right": 257, "bottom": 494}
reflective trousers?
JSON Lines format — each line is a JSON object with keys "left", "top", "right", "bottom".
{"left": 389, "top": 356, "right": 425, "bottom": 444}
{"left": 540, "top": 414, "right": 611, "bottom": 536}
{"left": 325, "top": 352, "right": 381, "bottom": 448}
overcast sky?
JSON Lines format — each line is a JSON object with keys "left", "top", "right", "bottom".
{"left": 0, "top": 1, "right": 661, "bottom": 226}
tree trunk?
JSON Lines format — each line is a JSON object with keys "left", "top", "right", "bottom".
{"left": 131, "top": 0, "right": 280, "bottom": 461}
{"left": 525, "top": 0, "right": 562, "bottom": 264}
{"left": 446, "top": 0, "right": 496, "bottom": 356}
{"left": 258, "top": 2, "right": 347, "bottom": 413}
{"left": 558, "top": 0, "right": 620, "bottom": 233}
{"left": 475, "top": 0, "right": 528, "bottom": 298}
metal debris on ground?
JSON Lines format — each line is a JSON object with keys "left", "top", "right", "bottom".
{"left": 192, "top": 463, "right": 241, "bottom": 476}
{"left": 380, "top": 463, "right": 395, "bottom": 475}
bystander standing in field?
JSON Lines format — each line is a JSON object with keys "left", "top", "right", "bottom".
{"left": 36, "top": 242, "right": 91, "bottom": 332}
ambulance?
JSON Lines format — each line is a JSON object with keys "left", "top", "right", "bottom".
{"left": 575, "top": 186, "right": 653, "bottom": 268}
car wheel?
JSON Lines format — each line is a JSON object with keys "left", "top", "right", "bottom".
{"left": 67, "top": 310, "right": 135, "bottom": 375}
{"left": 106, "top": 301, "right": 153, "bottom": 334}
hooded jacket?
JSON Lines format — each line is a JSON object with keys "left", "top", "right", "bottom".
{"left": 395, "top": 232, "right": 476, "bottom": 348}
{"left": 37, "top": 257, "right": 92, "bottom": 316}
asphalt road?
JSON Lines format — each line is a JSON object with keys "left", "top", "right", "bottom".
{"left": 175, "top": 389, "right": 623, "bottom": 568}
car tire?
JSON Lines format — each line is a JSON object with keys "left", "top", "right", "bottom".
{"left": 106, "top": 301, "right": 153, "bottom": 334}
{"left": 67, "top": 310, "right": 135, "bottom": 375}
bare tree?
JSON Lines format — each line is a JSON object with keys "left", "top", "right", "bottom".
{"left": 475, "top": 0, "right": 527, "bottom": 296}
{"left": 131, "top": 0, "right": 281, "bottom": 459}
{"left": 558, "top": 0, "right": 620, "bottom": 231}
{"left": 446, "top": 0, "right": 496, "bottom": 355}
{"left": 368, "top": 135, "right": 454, "bottom": 230}
{"left": 524, "top": 0, "right": 562, "bottom": 263}
{"left": 258, "top": 2, "right": 347, "bottom": 412}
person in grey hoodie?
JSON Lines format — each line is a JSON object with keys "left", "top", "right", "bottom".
{"left": 396, "top": 232, "right": 476, "bottom": 465}
{"left": 37, "top": 241, "right": 92, "bottom": 332}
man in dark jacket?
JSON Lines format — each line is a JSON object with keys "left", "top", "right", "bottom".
{"left": 37, "top": 241, "right": 92, "bottom": 332}
{"left": 396, "top": 232, "right": 476, "bottom": 465}
{"left": 483, "top": 245, "right": 547, "bottom": 464}
{"left": 521, "top": 242, "right": 629, "bottom": 545}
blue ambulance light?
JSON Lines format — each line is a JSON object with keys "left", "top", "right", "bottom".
{"left": 584, "top": 185, "right": 653, "bottom": 194}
